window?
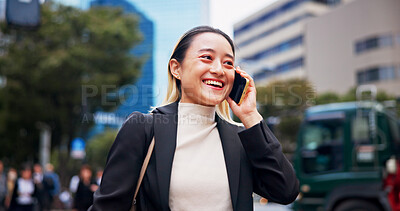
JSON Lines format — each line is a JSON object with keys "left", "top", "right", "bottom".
{"left": 356, "top": 66, "right": 396, "bottom": 84}
{"left": 234, "top": 0, "right": 309, "bottom": 36}
{"left": 379, "top": 66, "right": 395, "bottom": 80}
{"left": 364, "top": 38, "right": 379, "bottom": 50}
{"left": 397, "top": 34, "right": 400, "bottom": 46}
{"left": 236, "top": 13, "right": 312, "bottom": 48}
{"left": 276, "top": 57, "right": 304, "bottom": 73}
{"left": 251, "top": 57, "right": 304, "bottom": 81}
{"left": 379, "top": 35, "right": 393, "bottom": 47}
{"left": 355, "top": 34, "right": 394, "bottom": 54}
{"left": 388, "top": 115, "right": 400, "bottom": 143}
{"left": 366, "top": 68, "right": 380, "bottom": 82}
{"left": 253, "top": 67, "right": 275, "bottom": 82}
{"left": 244, "top": 36, "right": 303, "bottom": 61}
{"left": 398, "top": 66, "right": 400, "bottom": 78}
{"left": 300, "top": 117, "right": 344, "bottom": 173}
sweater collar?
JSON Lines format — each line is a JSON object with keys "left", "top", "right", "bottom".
{"left": 178, "top": 102, "right": 215, "bottom": 123}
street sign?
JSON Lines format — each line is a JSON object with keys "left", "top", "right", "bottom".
{"left": 71, "top": 137, "right": 85, "bottom": 159}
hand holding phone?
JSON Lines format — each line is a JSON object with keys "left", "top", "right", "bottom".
{"left": 229, "top": 70, "right": 249, "bottom": 105}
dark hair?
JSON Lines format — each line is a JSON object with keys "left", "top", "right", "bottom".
{"left": 80, "top": 164, "right": 92, "bottom": 172}
{"left": 170, "top": 26, "right": 235, "bottom": 64}
{"left": 20, "top": 163, "right": 32, "bottom": 171}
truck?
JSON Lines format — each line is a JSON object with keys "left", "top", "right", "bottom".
{"left": 293, "top": 85, "right": 400, "bottom": 211}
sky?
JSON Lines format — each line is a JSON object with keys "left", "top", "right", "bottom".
{"left": 209, "top": 0, "right": 277, "bottom": 37}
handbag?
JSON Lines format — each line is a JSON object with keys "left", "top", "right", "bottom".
{"left": 130, "top": 124, "right": 155, "bottom": 211}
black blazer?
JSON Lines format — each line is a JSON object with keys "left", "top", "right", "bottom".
{"left": 89, "top": 101, "right": 299, "bottom": 211}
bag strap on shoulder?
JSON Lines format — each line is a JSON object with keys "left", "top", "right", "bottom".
{"left": 130, "top": 113, "right": 155, "bottom": 210}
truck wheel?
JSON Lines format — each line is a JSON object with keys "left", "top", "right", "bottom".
{"left": 335, "top": 199, "right": 381, "bottom": 211}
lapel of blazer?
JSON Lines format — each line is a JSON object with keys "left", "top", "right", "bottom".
{"left": 153, "top": 102, "right": 178, "bottom": 211}
{"left": 216, "top": 115, "right": 241, "bottom": 211}
{"left": 152, "top": 102, "right": 241, "bottom": 211}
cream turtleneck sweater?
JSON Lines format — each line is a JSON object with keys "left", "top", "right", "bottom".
{"left": 169, "top": 103, "right": 233, "bottom": 211}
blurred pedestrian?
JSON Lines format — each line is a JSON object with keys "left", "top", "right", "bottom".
{"left": 32, "top": 164, "right": 52, "bottom": 211}
{"left": 95, "top": 169, "right": 103, "bottom": 186}
{"left": 4, "top": 168, "right": 17, "bottom": 209}
{"left": 43, "top": 163, "right": 60, "bottom": 208}
{"left": 0, "top": 161, "right": 7, "bottom": 211}
{"left": 8, "top": 164, "right": 37, "bottom": 211}
{"left": 73, "top": 165, "right": 97, "bottom": 211}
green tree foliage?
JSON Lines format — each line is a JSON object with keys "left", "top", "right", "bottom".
{"left": 315, "top": 92, "right": 340, "bottom": 105}
{"left": 316, "top": 86, "right": 399, "bottom": 115}
{"left": 256, "top": 79, "right": 315, "bottom": 153}
{"left": 316, "top": 87, "right": 397, "bottom": 104}
{"left": 256, "top": 78, "right": 315, "bottom": 117}
{"left": 85, "top": 129, "right": 117, "bottom": 170}
{"left": 0, "top": 3, "right": 143, "bottom": 166}
{"left": 277, "top": 116, "right": 302, "bottom": 144}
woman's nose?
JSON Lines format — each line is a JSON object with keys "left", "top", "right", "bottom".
{"left": 210, "top": 62, "right": 225, "bottom": 76}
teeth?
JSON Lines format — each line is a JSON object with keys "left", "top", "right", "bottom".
{"left": 204, "top": 80, "right": 223, "bottom": 88}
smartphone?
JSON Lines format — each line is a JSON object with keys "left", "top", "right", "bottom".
{"left": 229, "top": 71, "right": 249, "bottom": 105}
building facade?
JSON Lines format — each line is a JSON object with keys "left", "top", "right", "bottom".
{"left": 306, "top": 0, "right": 400, "bottom": 96}
{"left": 235, "top": 0, "right": 400, "bottom": 97}
{"left": 234, "top": 0, "right": 334, "bottom": 84}
{"left": 85, "top": 0, "right": 154, "bottom": 138}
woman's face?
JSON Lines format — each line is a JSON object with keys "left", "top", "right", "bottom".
{"left": 172, "top": 32, "right": 235, "bottom": 106}
{"left": 81, "top": 168, "right": 92, "bottom": 181}
{"left": 21, "top": 169, "right": 32, "bottom": 180}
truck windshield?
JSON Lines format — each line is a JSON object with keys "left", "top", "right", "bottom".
{"left": 300, "top": 118, "right": 344, "bottom": 174}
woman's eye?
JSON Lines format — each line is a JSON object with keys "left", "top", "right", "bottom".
{"left": 201, "top": 55, "right": 212, "bottom": 60}
{"left": 224, "top": 61, "right": 234, "bottom": 66}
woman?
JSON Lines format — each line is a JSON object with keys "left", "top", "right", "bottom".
{"left": 90, "top": 26, "right": 299, "bottom": 211}
{"left": 8, "top": 165, "right": 37, "bottom": 211}
{"left": 73, "top": 165, "right": 98, "bottom": 211}
{"left": 4, "top": 168, "right": 17, "bottom": 209}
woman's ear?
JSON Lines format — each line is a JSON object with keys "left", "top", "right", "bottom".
{"left": 169, "top": 59, "right": 181, "bottom": 80}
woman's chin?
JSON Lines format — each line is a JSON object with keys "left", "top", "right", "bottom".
{"left": 200, "top": 97, "right": 226, "bottom": 106}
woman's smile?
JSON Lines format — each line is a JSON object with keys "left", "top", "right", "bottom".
{"left": 202, "top": 78, "right": 224, "bottom": 90}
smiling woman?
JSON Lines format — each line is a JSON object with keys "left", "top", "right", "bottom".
{"left": 89, "top": 26, "right": 299, "bottom": 211}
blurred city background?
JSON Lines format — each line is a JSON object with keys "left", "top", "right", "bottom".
{"left": 0, "top": 0, "right": 399, "bottom": 210}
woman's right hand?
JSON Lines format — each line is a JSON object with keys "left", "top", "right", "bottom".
{"left": 227, "top": 66, "right": 263, "bottom": 128}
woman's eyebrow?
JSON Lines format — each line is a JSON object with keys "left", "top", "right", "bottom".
{"left": 198, "top": 48, "right": 234, "bottom": 60}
